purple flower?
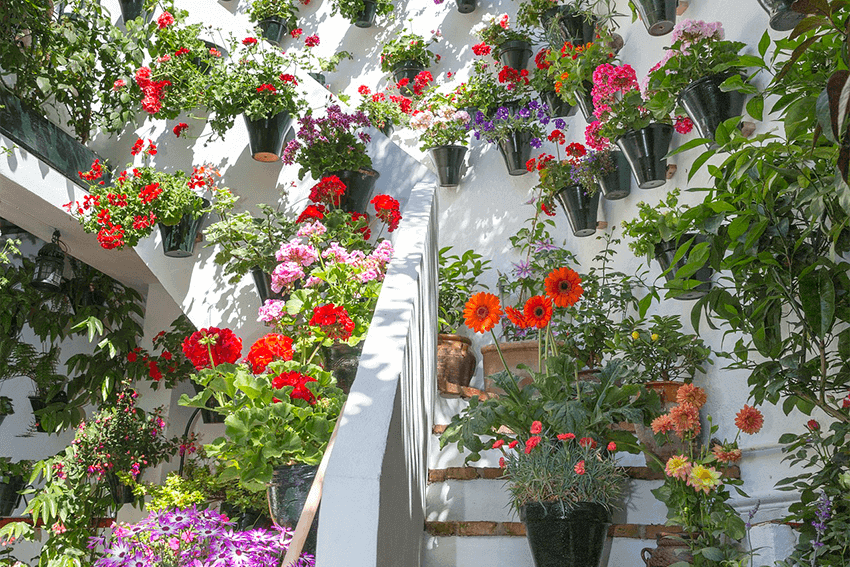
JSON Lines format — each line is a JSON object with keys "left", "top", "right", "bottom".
{"left": 517, "top": 108, "right": 531, "bottom": 119}
{"left": 554, "top": 118, "right": 566, "bottom": 129}
{"left": 495, "top": 106, "right": 510, "bottom": 120}
{"left": 529, "top": 137, "right": 542, "bottom": 148}
{"left": 512, "top": 260, "right": 532, "bottom": 279}
{"left": 535, "top": 238, "right": 557, "bottom": 253}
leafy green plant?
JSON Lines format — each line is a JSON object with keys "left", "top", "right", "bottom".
{"left": 472, "top": 13, "right": 529, "bottom": 51}
{"left": 329, "top": 0, "right": 394, "bottom": 25}
{"left": 347, "top": 86, "right": 412, "bottom": 135}
{"left": 248, "top": 0, "right": 299, "bottom": 24}
{"left": 438, "top": 247, "right": 491, "bottom": 334}
{"left": 620, "top": 188, "right": 695, "bottom": 260}
{"left": 0, "top": 458, "right": 31, "bottom": 484}
{"left": 409, "top": 93, "right": 471, "bottom": 150}
{"left": 545, "top": 28, "right": 617, "bottom": 106}
{"left": 0, "top": 396, "right": 12, "bottom": 416}
{"left": 379, "top": 31, "right": 439, "bottom": 73}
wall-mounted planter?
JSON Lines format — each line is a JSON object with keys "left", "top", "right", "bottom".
{"left": 554, "top": 185, "right": 600, "bottom": 237}
{"left": 269, "top": 464, "right": 319, "bottom": 553}
{"left": 244, "top": 111, "right": 292, "bottom": 162}
{"left": 257, "top": 17, "right": 291, "bottom": 47}
{"left": 252, "top": 268, "right": 286, "bottom": 305}
{"left": 392, "top": 60, "right": 425, "bottom": 96}
{"left": 678, "top": 74, "right": 746, "bottom": 148}
{"left": 541, "top": 6, "right": 596, "bottom": 48}
{"left": 757, "top": 0, "right": 806, "bottom": 31}
{"left": 307, "top": 72, "right": 327, "bottom": 86}
{"left": 654, "top": 234, "right": 713, "bottom": 300}
{"left": 327, "top": 168, "right": 381, "bottom": 213}
{"left": 615, "top": 123, "right": 673, "bottom": 189}
{"left": 496, "top": 40, "right": 533, "bottom": 70}
{"left": 541, "top": 90, "right": 576, "bottom": 119}
{"left": 28, "top": 391, "right": 68, "bottom": 433}
{"left": 354, "top": 0, "right": 377, "bottom": 28}
{"left": 105, "top": 471, "right": 135, "bottom": 508}
{"left": 0, "top": 475, "right": 26, "bottom": 516}
{"left": 158, "top": 201, "right": 208, "bottom": 258}
{"left": 117, "top": 0, "right": 146, "bottom": 22}
{"left": 497, "top": 130, "right": 532, "bottom": 176}
{"left": 190, "top": 381, "right": 226, "bottom": 424}
{"left": 429, "top": 145, "right": 468, "bottom": 188}
{"left": 596, "top": 151, "right": 632, "bottom": 200}
{"left": 633, "top": 0, "right": 677, "bottom": 36}
{"left": 455, "top": 0, "right": 476, "bottom": 13}
{"left": 192, "top": 41, "right": 227, "bottom": 75}
{"left": 575, "top": 81, "right": 596, "bottom": 122}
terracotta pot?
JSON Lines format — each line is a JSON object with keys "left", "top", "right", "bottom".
{"left": 437, "top": 334, "right": 476, "bottom": 389}
{"left": 641, "top": 532, "right": 694, "bottom": 566}
{"left": 481, "top": 340, "right": 538, "bottom": 394}
{"left": 645, "top": 380, "right": 684, "bottom": 405}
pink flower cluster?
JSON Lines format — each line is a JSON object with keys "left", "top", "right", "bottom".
{"left": 671, "top": 19, "right": 724, "bottom": 45}
{"left": 135, "top": 66, "right": 171, "bottom": 115}
{"left": 272, "top": 241, "right": 319, "bottom": 293}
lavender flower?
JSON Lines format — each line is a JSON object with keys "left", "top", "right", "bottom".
{"left": 745, "top": 500, "right": 760, "bottom": 529}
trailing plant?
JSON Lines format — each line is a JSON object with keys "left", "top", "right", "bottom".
{"left": 467, "top": 99, "right": 549, "bottom": 145}
{"left": 438, "top": 247, "right": 491, "bottom": 335}
{"left": 248, "top": 0, "right": 300, "bottom": 26}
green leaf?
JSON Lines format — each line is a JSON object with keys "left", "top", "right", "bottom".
{"left": 799, "top": 269, "right": 836, "bottom": 338}
{"left": 758, "top": 31, "right": 770, "bottom": 57}
{"left": 747, "top": 95, "right": 764, "bottom": 122}
{"left": 700, "top": 547, "right": 725, "bottom": 561}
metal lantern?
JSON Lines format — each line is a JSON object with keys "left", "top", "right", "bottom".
{"left": 31, "top": 230, "right": 66, "bottom": 292}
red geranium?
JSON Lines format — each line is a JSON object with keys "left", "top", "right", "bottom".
{"left": 472, "top": 42, "right": 491, "bottom": 56}
{"left": 296, "top": 204, "right": 327, "bottom": 224}
{"left": 272, "top": 371, "right": 319, "bottom": 404}
{"left": 309, "top": 176, "right": 347, "bottom": 206}
{"left": 246, "top": 334, "right": 294, "bottom": 374}
{"left": 309, "top": 303, "right": 355, "bottom": 340}
{"left": 181, "top": 327, "right": 243, "bottom": 371}
{"left": 371, "top": 194, "right": 402, "bottom": 232}
{"left": 173, "top": 122, "right": 189, "bottom": 137}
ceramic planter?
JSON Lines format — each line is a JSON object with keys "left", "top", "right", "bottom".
{"left": 632, "top": 0, "right": 676, "bottom": 36}
{"left": 615, "top": 123, "right": 674, "bottom": 189}
{"left": 654, "top": 234, "right": 713, "bottom": 300}
{"left": 757, "top": 0, "right": 806, "bottom": 31}
{"left": 574, "top": 81, "right": 596, "bottom": 122}
{"left": 437, "top": 334, "right": 476, "bottom": 390}
{"left": 541, "top": 90, "right": 576, "bottom": 119}
{"left": 257, "top": 17, "right": 290, "bottom": 47}
{"left": 244, "top": 111, "right": 293, "bottom": 162}
{"left": 541, "top": 6, "right": 596, "bottom": 48}
{"left": 481, "top": 340, "right": 538, "bottom": 394}
{"left": 307, "top": 72, "right": 327, "bottom": 86}
{"left": 251, "top": 268, "right": 288, "bottom": 305}
{"left": 326, "top": 168, "right": 380, "bottom": 213}
{"left": 597, "top": 151, "right": 632, "bottom": 200}
{"left": 322, "top": 342, "right": 362, "bottom": 394}
{"left": 554, "top": 185, "right": 600, "bottom": 237}
{"left": 220, "top": 503, "right": 272, "bottom": 530}
{"left": 497, "top": 130, "right": 533, "bottom": 176}
{"left": 520, "top": 501, "right": 611, "bottom": 567}
{"left": 392, "top": 60, "right": 425, "bottom": 96}
{"left": 354, "top": 0, "right": 377, "bottom": 28}
{"left": 678, "top": 74, "right": 746, "bottom": 147}
{"left": 378, "top": 119, "right": 394, "bottom": 137}
{"left": 117, "top": 0, "right": 146, "bottom": 22}
{"left": 496, "top": 40, "right": 533, "bottom": 70}
{"left": 268, "top": 464, "right": 319, "bottom": 553}
{"left": 0, "top": 475, "right": 25, "bottom": 516}
{"left": 157, "top": 201, "right": 208, "bottom": 258}
{"left": 455, "top": 0, "right": 476, "bottom": 13}
{"left": 429, "top": 145, "right": 467, "bottom": 188}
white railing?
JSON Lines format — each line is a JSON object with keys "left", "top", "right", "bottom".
{"left": 316, "top": 178, "right": 438, "bottom": 567}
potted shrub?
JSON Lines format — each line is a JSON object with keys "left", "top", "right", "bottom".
{"left": 329, "top": 0, "right": 394, "bottom": 28}
{"left": 646, "top": 389, "right": 763, "bottom": 566}
{"left": 380, "top": 31, "right": 440, "bottom": 92}
{"left": 0, "top": 458, "right": 31, "bottom": 517}
{"left": 585, "top": 63, "right": 694, "bottom": 188}
{"left": 248, "top": 0, "right": 300, "bottom": 46}
{"left": 207, "top": 37, "right": 307, "bottom": 160}
{"left": 350, "top": 84, "right": 412, "bottom": 137}
{"left": 410, "top": 93, "right": 472, "bottom": 188}
{"left": 69, "top": 141, "right": 231, "bottom": 257}
{"left": 281, "top": 105, "right": 377, "bottom": 213}
{"left": 530, "top": 48, "right": 575, "bottom": 118}
{"left": 0, "top": 396, "right": 12, "bottom": 428}
{"left": 620, "top": 188, "right": 713, "bottom": 300}
{"left": 644, "top": 19, "right": 754, "bottom": 147}
{"left": 473, "top": 13, "right": 533, "bottom": 70}
{"left": 437, "top": 247, "right": 491, "bottom": 391}
{"left": 545, "top": 28, "right": 618, "bottom": 120}
{"left": 468, "top": 97, "right": 549, "bottom": 176}
{"left": 517, "top": 0, "right": 609, "bottom": 48}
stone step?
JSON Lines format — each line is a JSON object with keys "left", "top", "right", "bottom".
{"left": 425, "top": 521, "right": 682, "bottom": 538}
{"left": 428, "top": 466, "right": 739, "bottom": 483}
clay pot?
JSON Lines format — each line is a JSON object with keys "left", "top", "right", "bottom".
{"left": 481, "top": 340, "right": 538, "bottom": 394}
{"left": 641, "top": 533, "right": 694, "bottom": 566}
{"left": 437, "top": 334, "right": 476, "bottom": 389}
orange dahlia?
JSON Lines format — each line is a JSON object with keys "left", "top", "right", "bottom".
{"left": 669, "top": 402, "right": 701, "bottom": 438}
{"left": 523, "top": 295, "right": 553, "bottom": 328}
{"left": 676, "top": 383, "right": 707, "bottom": 409}
{"left": 463, "top": 292, "right": 503, "bottom": 334}
{"left": 712, "top": 444, "right": 742, "bottom": 463}
{"left": 651, "top": 413, "right": 675, "bottom": 435}
{"left": 544, "top": 267, "right": 583, "bottom": 307}
{"left": 735, "top": 405, "right": 764, "bottom": 434}
{"left": 505, "top": 305, "right": 531, "bottom": 329}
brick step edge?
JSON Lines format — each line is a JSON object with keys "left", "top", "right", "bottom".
{"left": 437, "top": 377, "right": 495, "bottom": 401}
{"left": 428, "top": 466, "right": 740, "bottom": 483}
{"left": 433, "top": 423, "right": 637, "bottom": 435}
{"left": 425, "top": 521, "right": 683, "bottom": 539}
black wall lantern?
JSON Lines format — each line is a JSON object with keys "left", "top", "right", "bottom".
{"left": 31, "top": 230, "right": 66, "bottom": 292}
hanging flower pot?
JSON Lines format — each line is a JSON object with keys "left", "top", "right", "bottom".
{"left": 678, "top": 74, "right": 746, "bottom": 148}
{"left": 307, "top": 72, "right": 327, "bottom": 86}
{"left": 429, "top": 145, "right": 468, "bottom": 188}
{"left": 326, "top": 168, "right": 381, "bottom": 213}
{"left": 354, "top": 0, "right": 378, "bottom": 28}
{"left": 497, "top": 130, "right": 533, "bottom": 176}
{"left": 257, "top": 17, "right": 291, "bottom": 47}
{"left": 244, "top": 111, "right": 293, "bottom": 162}
{"left": 105, "top": 471, "right": 136, "bottom": 508}
{"left": 632, "top": 0, "right": 676, "bottom": 36}
{"left": 117, "top": 0, "right": 146, "bottom": 22}
{"left": 757, "top": 0, "right": 806, "bottom": 31}
{"left": 391, "top": 60, "right": 425, "bottom": 96}
{"left": 455, "top": 0, "right": 476, "bottom": 13}
{"left": 541, "top": 90, "right": 576, "bottom": 119}
{"left": 190, "top": 381, "right": 226, "bottom": 424}
{"left": 322, "top": 342, "right": 362, "bottom": 394}
{"left": 378, "top": 119, "right": 395, "bottom": 137}
{"left": 437, "top": 334, "right": 476, "bottom": 390}
{"left": 574, "top": 81, "right": 596, "bottom": 122}
{"left": 268, "top": 463, "right": 319, "bottom": 553}
{"left": 0, "top": 475, "right": 25, "bottom": 517}
{"left": 496, "top": 40, "right": 533, "bottom": 70}
{"left": 251, "top": 268, "right": 287, "bottom": 305}
{"left": 158, "top": 213, "right": 207, "bottom": 258}
{"left": 192, "top": 41, "right": 227, "bottom": 75}
{"left": 597, "top": 151, "right": 632, "bottom": 200}
{"left": 541, "top": 6, "right": 596, "bottom": 49}
{"left": 520, "top": 501, "right": 611, "bottom": 567}
{"left": 554, "top": 185, "right": 600, "bottom": 237}
{"left": 653, "top": 233, "right": 713, "bottom": 300}
{"left": 615, "top": 123, "right": 673, "bottom": 189}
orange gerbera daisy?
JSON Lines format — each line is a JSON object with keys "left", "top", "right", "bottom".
{"left": 523, "top": 295, "right": 553, "bottom": 328}
{"left": 676, "top": 383, "right": 707, "bottom": 409}
{"left": 735, "top": 405, "right": 764, "bottom": 435}
{"left": 505, "top": 305, "right": 531, "bottom": 329}
{"left": 544, "top": 267, "right": 583, "bottom": 307}
{"left": 463, "top": 292, "right": 503, "bottom": 334}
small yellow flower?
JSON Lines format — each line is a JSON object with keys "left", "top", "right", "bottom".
{"left": 651, "top": 333, "right": 659, "bottom": 341}
{"left": 631, "top": 331, "right": 640, "bottom": 340}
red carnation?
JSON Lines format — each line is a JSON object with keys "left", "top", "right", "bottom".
{"left": 181, "top": 327, "right": 243, "bottom": 371}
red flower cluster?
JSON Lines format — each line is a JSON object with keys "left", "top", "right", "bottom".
{"left": 173, "top": 122, "right": 188, "bottom": 137}
{"left": 157, "top": 11, "right": 175, "bottom": 28}
{"left": 139, "top": 182, "right": 163, "bottom": 205}
{"left": 547, "top": 129, "right": 566, "bottom": 145}
{"left": 242, "top": 37, "right": 258, "bottom": 46}
{"left": 390, "top": 94, "right": 413, "bottom": 114}
{"left": 309, "top": 303, "right": 355, "bottom": 340}
{"left": 349, "top": 211, "right": 371, "bottom": 240}
{"left": 246, "top": 333, "right": 294, "bottom": 374}
{"left": 674, "top": 115, "right": 694, "bottom": 135}
{"left": 472, "top": 42, "right": 491, "bottom": 56}
{"left": 181, "top": 327, "right": 243, "bottom": 371}
{"left": 371, "top": 194, "right": 402, "bottom": 232}
{"left": 309, "top": 176, "right": 347, "bottom": 206}
{"left": 296, "top": 204, "right": 327, "bottom": 224}
{"left": 257, "top": 83, "right": 277, "bottom": 94}
{"left": 412, "top": 71, "right": 433, "bottom": 96}
{"left": 174, "top": 47, "right": 191, "bottom": 57}
{"left": 79, "top": 159, "right": 104, "bottom": 181}
{"left": 305, "top": 34, "right": 320, "bottom": 47}
{"left": 291, "top": 28, "right": 304, "bottom": 39}
{"left": 525, "top": 153, "right": 555, "bottom": 173}
{"left": 280, "top": 73, "right": 297, "bottom": 85}
{"left": 96, "top": 225, "right": 125, "bottom": 250}
{"left": 358, "top": 85, "right": 371, "bottom": 96}
{"left": 535, "top": 48, "right": 551, "bottom": 70}
{"left": 272, "top": 371, "right": 318, "bottom": 404}
{"left": 132, "top": 213, "right": 157, "bottom": 230}
{"left": 497, "top": 65, "right": 529, "bottom": 87}
{"left": 135, "top": 67, "right": 171, "bottom": 115}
